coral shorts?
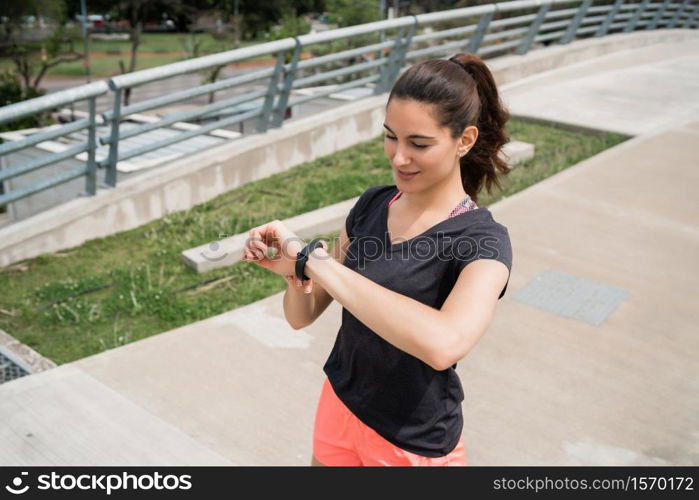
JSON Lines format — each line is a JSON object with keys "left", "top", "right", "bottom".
{"left": 312, "top": 377, "right": 468, "bottom": 466}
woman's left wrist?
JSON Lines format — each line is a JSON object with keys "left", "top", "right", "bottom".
{"left": 305, "top": 244, "right": 331, "bottom": 273}
{"left": 310, "top": 246, "right": 329, "bottom": 259}
{"left": 294, "top": 240, "right": 328, "bottom": 281}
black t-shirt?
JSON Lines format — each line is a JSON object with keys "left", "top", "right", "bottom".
{"left": 322, "top": 184, "right": 513, "bottom": 457}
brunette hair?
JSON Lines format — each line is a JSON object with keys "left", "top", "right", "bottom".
{"left": 386, "top": 53, "right": 510, "bottom": 203}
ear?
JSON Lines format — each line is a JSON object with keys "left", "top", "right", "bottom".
{"left": 458, "top": 126, "right": 479, "bottom": 154}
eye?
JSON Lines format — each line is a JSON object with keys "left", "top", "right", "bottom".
{"left": 384, "top": 135, "right": 429, "bottom": 149}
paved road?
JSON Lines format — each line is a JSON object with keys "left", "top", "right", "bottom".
{"left": 1, "top": 37, "right": 697, "bottom": 466}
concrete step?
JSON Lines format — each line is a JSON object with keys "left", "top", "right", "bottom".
{"left": 181, "top": 197, "right": 357, "bottom": 274}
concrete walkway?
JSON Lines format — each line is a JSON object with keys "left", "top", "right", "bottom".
{"left": 1, "top": 38, "right": 698, "bottom": 466}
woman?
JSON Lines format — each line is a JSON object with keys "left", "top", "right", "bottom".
{"left": 241, "top": 53, "right": 512, "bottom": 466}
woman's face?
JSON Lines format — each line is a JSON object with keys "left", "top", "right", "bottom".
{"left": 383, "top": 97, "right": 476, "bottom": 192}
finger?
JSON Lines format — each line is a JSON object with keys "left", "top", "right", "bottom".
{"left": 248, "top": 226, "right": 267, "bottom": 251}
{"left": 247, "top": 246, "right": 262, "bottom": 260}
{"left": 246, "top": 248, "right": 261, "bottom": 262}
{"left": 249, "top": 239, "right": 268, "bottom": 258}
{"left": 304, "top": 279, "right": 313, "bottom": 294}
{"left": 250, "top": 223, "right": 277, "bottom": 247}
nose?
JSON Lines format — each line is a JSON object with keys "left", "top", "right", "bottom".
{"left": 390, "top": 145, "right": 411, "bottom": 168}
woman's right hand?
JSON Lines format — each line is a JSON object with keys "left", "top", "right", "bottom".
{"left": 241, "top": 219, "right": 325, "bottom": 294}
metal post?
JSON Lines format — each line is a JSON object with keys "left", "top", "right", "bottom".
{"left": 256, "top": 51, "right": 286, "bottom": 132}
{"left": 388, "top": 21, "right": 417, "bottom": 84}
{"left": 516, "top": 4, "right": 551, "bottom": 55}
{"left": 667, "top": 0, "right": 690, "bottom": 29}
{"left": 560, "top": 0, "right": 593, "bottom": 44}
{"left": 378, "top": 0, "right": 387, "bottom": 63}
{"left": 375, "top": 17, "right": 417, "bottom": 94}
{"left": 596, "top": 0, "right": 624, "bottom": 37}
{"left": 105, "top": 88, "right": 122, "bottom": 187}
{"left": 376, "top": 28, "right": 405, "bottom": 94}
{"left": 682, "top": 1, "right": 699, "bottom": 28}
{"left": 647, "top": 0, "right": 671, "bottom": 29}
{"left": 623, "top": 0, "right": 652, "bottom": 32}
{"left": 465, "top": 11, "right": 493, "bottom": 54}
{"left": 270, "top": 38, "right": 302, "bottom": 128}
{"left": 85, "top": 97, "right": 97, "bottom": 195}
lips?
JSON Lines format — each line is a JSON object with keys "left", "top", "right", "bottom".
{"left": 397, "top": 169, "right": 420, "bottom": 180}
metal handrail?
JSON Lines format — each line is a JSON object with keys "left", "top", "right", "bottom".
{"left": 0, "top": 81, "right": 108, "bottom": 125}
{"left": 0, "top": 0, "right": 697, "bottom": 214}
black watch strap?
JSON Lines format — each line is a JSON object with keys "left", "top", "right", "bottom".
{"left": 295, "top": 239, "right": 324, "bottom": 281}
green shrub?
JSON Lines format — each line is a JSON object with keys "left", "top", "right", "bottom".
{"left": 0, "top": 69, "right": 46, "bottom": 132}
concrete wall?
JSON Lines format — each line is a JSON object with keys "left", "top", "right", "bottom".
{"left": 1, "top": 29, "right": 697, "bottom": 268}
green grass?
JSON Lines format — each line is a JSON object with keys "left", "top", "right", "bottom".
{"left": 0, "top": 118, "right": 628, "bottom": 364}
{"left": 47, "top": 55, "right": 188, "bottom": 77}
{"left": 0, "top": 34, "right": 274, "bottom": 79}
{"left": 89, "top": 33, "right": 258, "bottom": 55}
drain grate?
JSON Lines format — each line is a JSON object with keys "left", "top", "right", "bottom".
{"left": 0, "top": 350, "right": 30, "bottom": 384}
{"left": 511, "top": 269, "right": 631, "bottom": 326}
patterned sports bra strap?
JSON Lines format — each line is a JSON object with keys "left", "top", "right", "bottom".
{"left": 387, "top": 190, "right": 478, "bottom": 217}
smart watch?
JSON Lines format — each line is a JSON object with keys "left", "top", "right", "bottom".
{"left": 295, "top": 239, "right": 325, "bottom": 281}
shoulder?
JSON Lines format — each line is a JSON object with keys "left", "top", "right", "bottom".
{"left": 462, "top": 209, "right": 509, "bottom": 238}
{"left": 453, "top": 209, "right": 512, "bottom": 270}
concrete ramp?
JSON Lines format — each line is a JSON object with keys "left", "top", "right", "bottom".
{"left": 501, "top": 38, "right": 699, "bottom": 136}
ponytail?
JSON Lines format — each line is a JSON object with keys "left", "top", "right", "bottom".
{"left": 387, "top": 53, "right": 511, "bottom": 203}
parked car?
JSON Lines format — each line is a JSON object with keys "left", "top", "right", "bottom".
{"left": 74, "top": 14, "right": 106, "bottom": 30}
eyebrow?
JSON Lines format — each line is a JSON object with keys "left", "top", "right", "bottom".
{"left": 383, "top": 124, "right": 435, "bottom": 140}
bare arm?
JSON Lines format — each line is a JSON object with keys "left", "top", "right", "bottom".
{"left": 303, "top": 247, "right": 509, "bottom": 371}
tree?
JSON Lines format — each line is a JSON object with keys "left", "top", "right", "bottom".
{"left": 183, "top": 0, "right": 317, "bottom": 102}
{"left": 269, "top": 9, "right": 312, "bottom": 40}
{"left": 72, "top": 0, "right": 180, "bottom": 105}
{"left": 325, "top": 0, "right": 381, "bottom": 27}
{"left": 0, "top": 0, "right": 83, "bottom": 94}
{"left": 115, "top": 0, "right": 154, "bottom": 106}
{"left": 0, "top": 70, "right": 47, "bottom": 131}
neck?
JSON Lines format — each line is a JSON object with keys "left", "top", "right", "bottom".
{"left": 399, "top": 165, "right": 467, "bottom": 216}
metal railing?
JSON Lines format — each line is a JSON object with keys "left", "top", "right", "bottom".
{"left": 0, "top": 0, "right": 697, "bottom": 211}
